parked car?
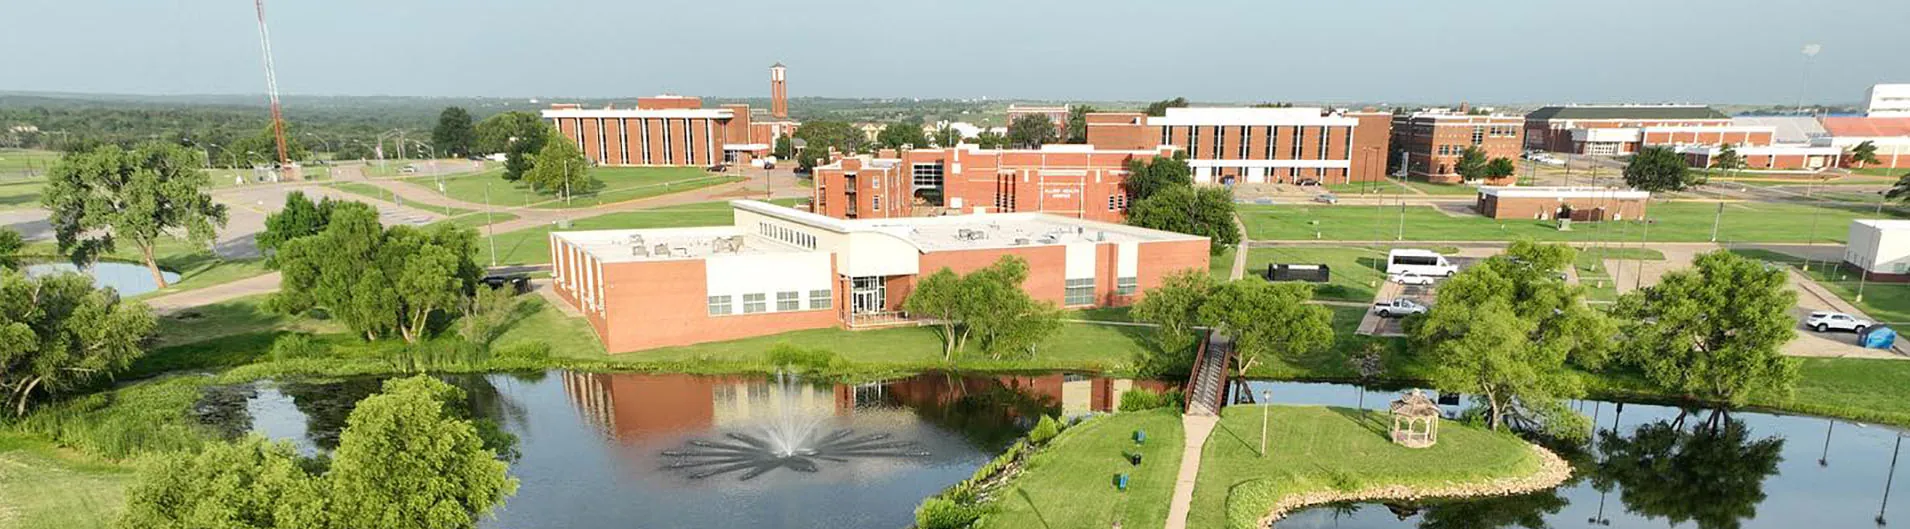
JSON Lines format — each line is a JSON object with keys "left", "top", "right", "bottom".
{"left": 1314, "top": 193, "right": 1339, "bottom": 204}
{"left": 1295, "top": 178, "right": 1321, "bottom": 187}
{"left": 1389, "top": 271, "right": 1437, "bottom": 286}
{"left": 1807, "top": 311, "right": 1873, "bottom": 333}
{"left": 1372, "top": 298, "right": 1427, "bottom": 318}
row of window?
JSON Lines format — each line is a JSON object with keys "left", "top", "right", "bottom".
{"left": 567, "top": 117, "right": 711, "bottom": 166}
{"left": 1172, "top": 126, "right": 1355, "bottom": 161}
{"left": 758, "top": 222, "right": 818, "bottom": 250}
{"left": 709, "top": 289, "right": 832, "bottom": 316}
{"left": 1062, "top": 277, "right": 1139, "bottom": 306}
{"left": 1107, "top": 193, "right": 1128, "bottom": 211}
{"left": 912, "top": 162, "right": 945, "bottom": 188}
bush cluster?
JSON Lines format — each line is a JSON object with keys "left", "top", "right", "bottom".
{"left": 1117, "top": 388, "right": 1185, "bottom": 412}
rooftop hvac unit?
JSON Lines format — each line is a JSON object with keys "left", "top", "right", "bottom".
{"left": 631, "top": 245, "right": 650, "bottom": 257}
{"left": 1038, "top": 236, "right": 1058, "bottom": 244}
{"left": 627, "top": 234, "right": 646, "bottom": 247}
{"left": 712, "top": 237, "right": 736, "bottom": 254}
{"left": 653, "top": 243, "right": 669, "bottom": 256}
{"left": 1095, "top": 231, "right": 1107, "bottom": 242}
{"left": 1013, "top": 238, "right": 1030, "bottom": 246}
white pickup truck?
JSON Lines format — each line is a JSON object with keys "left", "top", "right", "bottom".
{"left": 1373, "top": 299, "right": 1428, "bottom": 318}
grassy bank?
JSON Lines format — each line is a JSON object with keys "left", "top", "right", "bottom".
{"left": 1190, "top": 406, "right": 1546, "bottom": 529}
{"left": 983, "top": 409, "right": 1184, "bottom": 529}
{"left": 1239, "top": 201, "right": 1910, "bottom": 243}
{"left": 0, "top": 434, "right": 132, "bottom": 529}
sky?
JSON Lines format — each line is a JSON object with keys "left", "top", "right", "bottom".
{"left": 5, "top": 0, "right": 1907, "bottom": 105}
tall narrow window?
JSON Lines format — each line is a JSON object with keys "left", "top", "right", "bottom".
{"left": 1160, "top": 126, "right": 1170, "bottom": 147}
{"left": 663, "top": 119, "right": 675, "bottom": 164}
{"left": 1319, "top": 126, "right": 1330, "bottom": 159}
{"left": 1210, "top": 126, "right": 1223, "bottom": 159}
{"left": 1291, "top": 126, "right": 1304, "bottom": 158}
{"left": 1188, "top": 126, "right": 1200, "bottom": 158}
{"left": 1238, "top": 126, "right": 1250, "bottom": 159}
{"left": 1265, "top": 126, "right": 1277, "bottom": 159}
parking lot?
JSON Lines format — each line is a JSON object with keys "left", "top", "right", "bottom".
{"left": 1356, "top": 256, "right": 1479, "bottom": 336}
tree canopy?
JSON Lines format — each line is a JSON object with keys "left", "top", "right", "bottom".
{"left": 257, "top": 191, "right": 354, "bottom": 263}
{"left": 523, "top": 134, "right": 597, "bottom": 198}
{"left": 271, "top": 204, "right": 481, "bottom": 342}
{"left": 1624, "top": 145, "right": 1701, "bottom": 192}
{"left": 1484, "top": 157, "right": 1516, "bottom": 181}
{"left": 1712, "top": 144, "right": 1745, "bottom": 172}
{"left": 1123, "top": 154, "right": 1193, "bottom": 203}
{"left": 474, "top": 111, "right": 542, "bottom": 155}
{"left": 877, "top": 117, "right": 929, "bottom": 149}
{"left": 1126, "top": 185, "right": 1239, "bottom": 254}
{"left": 1851, "top": 140, "right": 1881, "bottom": 168}
{"left": 0, "top": 270, "right": 156, "bottom": 415}
{"left": 1143, "top": 97, "right": 1189, "bottom": 117}
{"left": 431, "top": 107, "right": 477, "bottom": 158}
{"left": 932, "top": 125, "right": 961, "bottom": 148}
{"left": 1129, "top": 269, "right": 1215, "bottom": 355}
{"left": 974, "top": 130, "right": 1007, "bottom": 149}
{"left": 1453, "top": 146, "right": 1489, "bottom": 181}
{"left": 0, "top": 228, "right": 20, "bottom": 270}
{"left": 1196, "top": 280, "right": 1335, "bottom": 377}
{"left": 1065, "top": 105, "right": 1095, "bottom": 144}
{"left": 42, "top": 142, "right": 229, "bottom": 289}
{"left": 902, "top": 256, "right": 1063, "bottom": 361}
{"left": 1006, "top": 114, "right": 1058, "bottom": 149}
{"left": 793, "top": 120, "right": 866, "bottom": 158}
{"left": 1612, "top": 250, "right": 1799, "bottom": 406}
{"left": 772, "top": 134, "right": 795, "bottom": 160}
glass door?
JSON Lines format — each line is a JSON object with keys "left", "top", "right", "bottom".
{"left": 851, "top": 276, "right": 886, "bottom": 314}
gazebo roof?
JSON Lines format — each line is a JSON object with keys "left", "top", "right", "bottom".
{"left": 1389, "top": 390, "right": 1441, "bottom": 417}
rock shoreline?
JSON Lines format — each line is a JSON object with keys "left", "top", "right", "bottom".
{"left": 1254, "top": 443, "right": 1573, "bottom": 528}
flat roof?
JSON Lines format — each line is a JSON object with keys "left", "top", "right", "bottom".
{"left": 733, "top": 200, "right": 1205, "bottom": 252}
{"left": 551, "top": 226, "right": 809, "bottom": 263}
{"left": 1854, "top": 219, "right": 1910, "bottom": 230}
{"left": 1526, "top": 105, "right": 1728, "bottom": 121}
{"left": 1478, "top": 186, "right": 1650, "bottom": 200}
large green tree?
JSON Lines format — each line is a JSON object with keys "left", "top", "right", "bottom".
{"left": 771, "top": 134, "right": 795, "bottom": 161}
{"left": 1453, "top": 146, "right": 1489, "bottom": 181}
{"left": 42, "top": 142, "right": 229, "bottom": 288}
{"left": 431, "top": 107, "right": 477, "bottom": 158}
{"left": 1850, "top": 140, "right": 1881, "bottom": 169}
{"left": 902, "top": 256, "right": 1061, "bottom": 361}
{"left": 1612, "top": 250, "right": 1799, "bottom": 406}
{"left": 1712, "top": 144, "right": 1746, "bottom": 175}
{"left": 0, "top": 228, "right": 21, "bottom": 270}
{"left": 932, "top": 124, "right": 961, "bottom": 148}
{"left": 257, "top": 191, "right": 353, "bottom": 263}
{"left": 324, "top": 376, "right": 518, "bottom": 529}
{"left": 877, "top": 117, "right": 929, "bottom": 150}
{"left": 793, "top": 120, "right": 866, "bottom": 157}
{"left": 1123, "top": 153, "right": 1193, "bottom": 203}
{"left": 474, "top": 111, "right": 543, "bottom": 155}
{"left": 1196, "top": 280, "right": 1335, "bottom": 378}
{"left": 523, "top": 134, "right": 597, "bottom": 199}
{"left": 1006, "top": 114, "right": 1058, "bottom": 149}
{"left": 1130, "top": 269, "right": 1216, "bottom": 354}
{"left": 974, "top": 130, "right": 1007, "bottom": 149}
{"left": 1624, "top": 145, "right": 1701, "bottom": 192}
{"left": 272, "top": 204, "right": 481, "bottom": 342}
{"left": 1065, "top": 105, "right": 1095, "bottom": 144}
{"left": 114, "top": 436, "right": 323, "bottom": 529}
{"left": 1143, "top": 97, "right": 1189, "bottom": 117}
{"left": 0, "top": 271, "right": 156, "bottom": 415}
{"left": 1125, "top": 185, "right": 1239, "bottom": 254}
{"left": 1484, "top": 157, "right": 1516, "bottom": 182}
{"left": 1411, "top": 241, "right": 1614, "bottom": 438}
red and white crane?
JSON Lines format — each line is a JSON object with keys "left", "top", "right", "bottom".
{"left": 253, "top": 0, "right": 290, "bottom": 174}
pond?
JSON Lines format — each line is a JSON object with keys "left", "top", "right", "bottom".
{"left": 1239, "top": 380, "right": 1910, "bottom": 529}
{"left": 202, "top": 371, "right": 1170, "bottom": 529}
{"left": 26, "top": 261, "right": 179, "bottom": 296}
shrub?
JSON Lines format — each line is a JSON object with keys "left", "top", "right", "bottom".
{"left": 1028, "top": 415, "right": 1061, "bottom": 445}
{"left": 914, "top": 497, "right": 981, "bottom": 529}
{"left": 492, "top": 341, "right": 552, "bottom": 361}
{"left": 266, "top": 333, "right": 329, "bottom": 361}
{"left": 1118, "top": 388, "right": 1185, "bottom": 412}
{"left": 764, "top": 343, "right": 841, "bottom": 372}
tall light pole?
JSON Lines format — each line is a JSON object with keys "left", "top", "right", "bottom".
{"left": 1881, "top": 433, "right": 1901, "bottom": 526}
{"left": 303, "top": 132, "right": 333, "bottom": 159}
{"left": 1798, "top": 44, "right": 1823, "bottom": 116}
{"left": 1259, "top": 389, "right": 1272, "bottom": 458}
{"left": 485, "top": 182, "right": 498, "bottom": 267}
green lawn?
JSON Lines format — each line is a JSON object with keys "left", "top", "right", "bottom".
{"left": 437, "top": 211, "right": 521, "bottom": 230}
{"left": 0, "top": 179, "right": 44, "bottom": 210}
{"left": 403, "top": 167, "right": 740, "bottom": 209}
{"left": 1239, "top": 200, "right": 1910, "bottom": 243}
{"left": 620, "top": 318, "right": 1155, "bottom": 373}
{"left": 1571, "top": 247, "right": 1664, "bottom": 302}
{"left": 1210, "top": 247, "right": 1236, "bottom": 279}
{"left": 1189, "top": 406, "right": 1544, "bottom": 529}
{"left": 487, "top": 201, "right": 743, "bottom": 266}
{"left": 1400, "top": 180, "right": 1480, "bottom": 196}
{"left": 0, "top": 434, "right": 133, "bottom": 529}
{"left": 1244, "top": 247, "right": 1390, "bottom": 302}
{"left": 1727, "top": 248, "right": 1910, "bottom": 324}
{"left": 0, "top": 148, "right": 61, "bottom": 179}
{"left": 1323, "top": 179, "right": 1408, "bottom": 195}
{"left": 327, "top": 182, "right": 475, "bottom": 216}
{"left": 984, "top": 409, "right": 1184, "bottom": 529}
{"left": 1851, "top": 167, "right": 1910, "bottom": 177}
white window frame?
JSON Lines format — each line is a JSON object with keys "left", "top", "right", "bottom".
{"left": 776, "top": 291, "right": 800, "bottom": 311}
{"left": 708, "top": 295, "right": 732, "bottom": 316}
{"left": 743, "top": 293, "right": 767, "bottom": 314}
{"left": 809, "top": 289, "right": 832, "bottom": 310}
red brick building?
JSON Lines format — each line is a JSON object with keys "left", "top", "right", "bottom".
{"left": 1475, "top": 186, "right": 1649, "bottom": 221}
{"left": 1390, "top": 110, "right": 1524, "bottom": 184}
{"left": 548, "top": 200, "right": 1208, "bottom": 353}
{"left": 1085, "top": 107, "right": 1391, "bottom": 184}
{"left": 1007, "top": 104, "right": 1071, "bottom": 136}
{"left": 810, "top": 144, "right": 1178, "bottom": 223}
{"left": 542, "top": 64, "right": 798, "bottom": 167}
{"left": 1524, "top": 105, "right": 1760, "bottom": 155}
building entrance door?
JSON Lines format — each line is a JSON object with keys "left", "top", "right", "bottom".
{"left": 851, "top": 276, "right": 886, "bottom": 314}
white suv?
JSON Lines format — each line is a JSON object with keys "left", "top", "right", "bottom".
{"left": 1807, "top": 311, "right": 1873, "bottom": 333}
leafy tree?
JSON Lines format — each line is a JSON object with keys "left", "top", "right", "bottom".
{"left": 931, "top": 125, "right": 961, "bottom": 148}
{"left": 42, "top": 142, "right": 229, "bottom": 288}
{"left": 1594, "top": 417, "right": 1784, "bottom": 529}
{"left": 1143, "top": 97, "right": 1189, "bottom": 117}
{"left": 1886, "top": 173, "right": 1910, "bottom": 201}
{"left": 1612, "top": 250, "right": 1799, "bottom": 406}
{"left": 876, "top": 117, "right": 928, "bottom": 149}
{"left": 1065, "top": 105, "right": 1095, "bottom": 144}
{"left": 792, "top": 120, "right": 865, "bottom": 157}
{"left": 1712, "top": 144, "right": 1746, "bottom": 175}
{"left": 431, "top": 107, "right": 476, "bottom": 158}
{"left": 1126, "top": 185, "right": 1239, "bottom": 254}
{"left": 474, "top": 111, "right": 543, "bottom": 155}
{"left": 458, "top": 286, "right": 522, "bottom": 348}
{"left": 1348, "top": 342, "right": 1385, "bottom": 410}
{"left": 1131, "top": 269, "right": 1218, "bottom": 354}
{"left": 1484, "top": 157, "right": 1516, "bottom": 182}
{"left": 272, "top": 205, "right": 481, "bottom": 342}
{"left": 1006, "top": 114, "right": 1058, "bottom": 149}
{"left": 0, "top": 271, "right": 156, "bottom": 415}
{"left": 1624, "top": 145, "right": 1701, "bottom": 192}
{"left": 1196, "top": 280, "right": 1335, "bottom": 378}
{"left": 493, "top": 119, "right": 551, "bottom": 182}
{"left": 1123, "top": 153, "right": 1193, "bottom": 203}
{"left": 227, "top": 123, "right": 312, "bottom": 165}
{"left": 901, "top": 256, "right": 1061, "bottom": 361}
{"left": 0, "top": 228, "right": 20, "bottom": 270}
{"left": 324, "top": 376, "right": 518, "bottom": 529}
{"left": 1850, "top": 140, "right": 1881, "bottom": 169}
{"left": 974, "top": 130, "right": 1007, "bottom": 149}
{"left": 523, "top": 134, "right": 598, "bottom": 198}
{"left": 1411, "top": 241, "right": 1614, "bottom": 438}
{"left": 1453, "top": 146, "right": 1489, "bottom": 181}
{"left": 771, "top": 134, "right": 795, "bottom": 160}
{"left": 113, "top": 436, "right": 324, "bottom": 529}
{"left": 257, "top": 191, "right": 355, "bottom": 264}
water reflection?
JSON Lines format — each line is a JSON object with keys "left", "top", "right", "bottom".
{"left": 1593, "top": 414, "right": 1785, "bottom": 529}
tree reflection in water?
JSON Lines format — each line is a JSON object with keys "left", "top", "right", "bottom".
{"left": 1412, "top": 489, "right": 1570, "bottom": 529}
{"left": 1593, "top": 411, "right": 1785, "bottom": 529}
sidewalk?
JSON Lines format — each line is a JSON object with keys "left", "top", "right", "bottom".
{"left": 1163, "top": 414, "right": 1218, "bottom": 529}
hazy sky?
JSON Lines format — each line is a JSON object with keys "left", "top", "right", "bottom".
{"left": 6, "top": 0, "right": 1906, "bottom": 104}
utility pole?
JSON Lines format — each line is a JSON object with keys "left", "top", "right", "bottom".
{"left": 485, "top": 182, "right": 498, "bottom": 267}
{"left": 1259, "top": 389, "right": 1271, "bottom": 458}
{"left": 1711, "top": 201, "right": 1725, "bottom": 242}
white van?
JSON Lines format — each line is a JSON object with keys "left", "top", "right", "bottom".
{"left": 1386, "top": 249, "right": 1459, "bottom": 277}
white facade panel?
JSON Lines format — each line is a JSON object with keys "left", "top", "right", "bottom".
{"left": 1117, "top": 242, "right": 1139, "bottom": 277}
{"left": 1065, "top": 242, "right": 1096, "bottom": 280}
{"left": 705, "top": 252, "right": 833, "bottom": 304}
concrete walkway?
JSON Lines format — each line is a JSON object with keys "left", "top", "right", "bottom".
{"left": 1229, "top": 214, "right": 1250, "bottom": 280}
{"left": 1163, "top": 414, "right": 1218, "bottom": 529}
{"left": 144, "top": 272, "right": 281, "bottom": 314}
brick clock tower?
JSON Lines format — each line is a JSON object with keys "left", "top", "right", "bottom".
{"left": 770, "top": 62, "right": 788, "bottom": 118}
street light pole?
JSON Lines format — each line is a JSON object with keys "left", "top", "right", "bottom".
{"left": 485, "top": 183, "right": 498, "bottom": 267}
{"left": 1259, "top": 389, "right": 1272, "bottom": 458}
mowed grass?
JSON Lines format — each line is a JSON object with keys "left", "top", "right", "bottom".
{"left": 1323, "top": 178, "right": 1408, "bottom": 195}
{"left": 0, "top": 179, "right": 44, "bottom": 210}
{"left": 1729, "top": 247, "right": 1910, "bottom": 324}
{"left": 0, "top": 434, "right": 133, "bottom": 529}
{"left": 0, "top": 148, "right": 61, "bottom": 178}
{"left": 327, "top": 182, "right": 475, "bottom": 217}
{"left": 1209, "top": 247, "right": 1236, "bottom": 279}
{"left": 983, "top": 409, "right": 1184, "bottom": 529}
{"left": 1400, "top": 180, "right": 1479, "bottom": 195}
{"left": 1189, "top": 406, "right": 1543, "bottom": 529}
{"left": 404, "top": 167, "right": 739, "bottom": 209}
{"left": 1239, "top": 200, "right": 1910, "bottom": 243}
{"left": 487, "top": 201, "right": 746, "bottom": 266}
{"left": 1243, "top": 247, "right": 1390, "bottom": 302}
{"left": 1571, "top": 246, "right": 1664, "bottom": 302}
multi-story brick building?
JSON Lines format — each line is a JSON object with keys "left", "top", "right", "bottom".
{"left": 1390, "top": 110, "right": 1524, "bottom": 184}
{"left": 542, "top": 64, "right": 797, "bottom": 167}
{"left": 1007, "top": 104, "right": 1071, "bottom": 136}
{"left": 1523, "top": 105, "right": 1779, "bottom": 155}
{"left": 810, "top": 144, "right": 1178, "bottom": 223}
{"left": 547, "top": 200, "right": 1209, "bottom": 353}
{"left": 1085, "top": 107, "right": 1392, "bottom": 184}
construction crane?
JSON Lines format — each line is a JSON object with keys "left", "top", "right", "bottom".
{"left": 253, "top": 0, "right": 290, "bottom": 177}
